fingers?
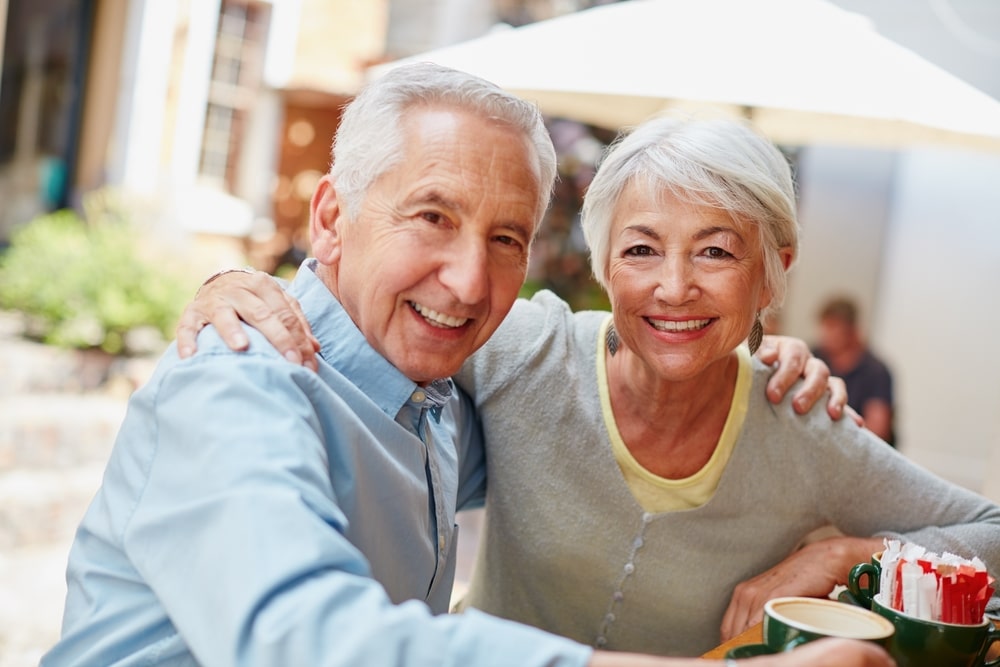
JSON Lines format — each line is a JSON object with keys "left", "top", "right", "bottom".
{"left": 844, "top": 405, "right": 864, "bottom": 428}
{"left": 787, "top": 357, "right": 831, "bottom": 415}
{"left": 175, "top": 298, "right": 249, "bottom": 359}
{"left": 720, "top": 573, "right": 778, "bottom": 642}
{"left": 176, "top": 310, "right": 208, "bottom": 359}
{"left": 173, "top": 270, "right": 319, "bottom": 370}
{"left": 719, "top": 589, "right": 761, "bottom": 643}
{"left": 758, "top": 335, "right": 818, "bottom": 410}
{"left": 824, "top": 375, "right": 849, "bottom": 421}
{"left": 281, "top": 290, "right": 321, "bottom": 372}
{"left": 228, "top": 272, "right": 316, "bottom": 369}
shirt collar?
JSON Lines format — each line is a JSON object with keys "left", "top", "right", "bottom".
{"left": 288, "top": 259, "right": 452, "bottom": 419}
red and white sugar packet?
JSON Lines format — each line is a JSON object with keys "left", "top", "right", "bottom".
{"left": 878, "top": 539, "right": 995, "bottom": 624}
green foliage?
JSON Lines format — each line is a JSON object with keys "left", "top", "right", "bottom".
{"left": 519, "top": 276, "right": 611, "bottom": 312}
{"left": 0, "top": 199, "right": 197, "bottom": 354}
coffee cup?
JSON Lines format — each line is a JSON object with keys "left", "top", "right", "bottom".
{"left": 848, "top": 551, "right": 883, "bottom": 609}
{"left": 871, "top": 593, "right": 1000, "bottom": 667}
{"left": 726, "top": 596, "right": 895, "bottom": 658}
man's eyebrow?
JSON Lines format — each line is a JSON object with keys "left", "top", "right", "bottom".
{"left": 410, "top": 189, "right": 463, "bottom": 213}
{"left": 498, "top": 220, "right": 533, "bottom": 241}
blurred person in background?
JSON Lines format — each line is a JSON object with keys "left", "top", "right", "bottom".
{"left": 812, "top": 296, "right": 896, "bottom": 446}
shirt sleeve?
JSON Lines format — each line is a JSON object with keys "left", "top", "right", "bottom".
{"left": 121, "top": 354, "right": 591, "bottom": 667}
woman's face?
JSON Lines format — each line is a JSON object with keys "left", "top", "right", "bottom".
{"left": 606, "top": 181, "right": 788, "bottom": 383}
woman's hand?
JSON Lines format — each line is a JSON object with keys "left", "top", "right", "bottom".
{"left": 719, "top": 536, "right": 885, "bottom": 642}
{"left": 756, "top": 335, "right": 861, "bottom": 426}
{"left": 175, "top": 270, "right": 320, "bottom": 371}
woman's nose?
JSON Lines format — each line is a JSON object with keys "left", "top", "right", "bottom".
{"left": 655, "top": 256, "right": 697, "bottom": 304}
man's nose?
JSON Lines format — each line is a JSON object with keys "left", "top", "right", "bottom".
{"left": 440, "top": 240, "right": 489, "bottom": 304}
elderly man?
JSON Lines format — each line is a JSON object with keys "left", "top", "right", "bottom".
{"left": 43, "top": 64, "right": 889, "bottom": 667}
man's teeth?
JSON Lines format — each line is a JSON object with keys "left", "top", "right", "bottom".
{"left": 649, "top": 318, "right": 711, "bottom": 332}
{"left": 412, "top": 303, "right": 468, "bottom": 329}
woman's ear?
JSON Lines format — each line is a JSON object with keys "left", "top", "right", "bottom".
{"left": 778, "top": 246, "right": 794, "bottom": 271}
{"left": 310, "top": 175, "right": 342, "bottom": 265}
{"left": 758, "top": 246, "right": 795, "bottom": 311}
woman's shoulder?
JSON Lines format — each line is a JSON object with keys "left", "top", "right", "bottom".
{"left": 495, "top": 290, "right": 607, "bottom": 346}
{"left": 746, "top": 356, "right": 844, "bottom": 437}
{"left": 458, "top": 291, "right": 607, "bottom": 399}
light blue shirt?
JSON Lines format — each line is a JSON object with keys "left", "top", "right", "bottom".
{"left": 43, "top": 260, "right": 590, "bottom": 667}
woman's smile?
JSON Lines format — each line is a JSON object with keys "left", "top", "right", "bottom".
{"left": 646, "top": 317, "right": 712, "bottom": 333}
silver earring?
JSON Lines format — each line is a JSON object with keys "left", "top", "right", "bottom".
{"left": 748, "top": 313, "right": 764, "bottom": 355}
{"left": 606, "top": 322, "right": 620, "bottom": 356}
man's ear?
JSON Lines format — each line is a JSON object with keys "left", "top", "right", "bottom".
{"left": 310, "top": 175, "right": 342, "bottom": 265}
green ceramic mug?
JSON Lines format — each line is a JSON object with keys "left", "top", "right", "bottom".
{"left": 848, "top": 551, "right": 883, "bottom": 609}
{"left": 871, "top": 594, "right": 1000, "bottom": 667}
{"left": 726, "top": 596, "right": 895, "bottom": 658}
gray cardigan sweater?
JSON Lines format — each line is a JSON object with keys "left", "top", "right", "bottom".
{"left": 456, "top": 290, "right": 1000, "bottom": 657}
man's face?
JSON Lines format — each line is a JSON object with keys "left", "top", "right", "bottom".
{"left": 317, "top": 106, "right": 543, "bottom": 384}
{"left": 818, "top": 315, "right": 853, "bottom": 353}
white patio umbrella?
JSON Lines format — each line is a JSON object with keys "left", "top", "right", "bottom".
{"left": 373, "top": 0, "right": 1000, "bottom": 152}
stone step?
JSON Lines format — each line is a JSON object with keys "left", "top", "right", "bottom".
{"left": 0, "top": 540, "right": 71, "bottom": 665}
{"left": 0, "top": 393, "right": 124, "bottom": 471}
{"left": 0, "top": 464, "right": 106, "bottom": 550}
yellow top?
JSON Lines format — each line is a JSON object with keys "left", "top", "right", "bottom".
{"left": 597, "top": 317, "right": 751, "bottom": 513}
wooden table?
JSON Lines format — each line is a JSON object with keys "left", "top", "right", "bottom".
{"left": 701, "top": 622, "right": 762, "bottom": 659}
{"left": 701, "top": 618, "right": 1000, "bottom": 660}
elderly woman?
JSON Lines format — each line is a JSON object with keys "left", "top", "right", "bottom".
{"left": 178, "top": 115, "right": 1000, "bottom": 657}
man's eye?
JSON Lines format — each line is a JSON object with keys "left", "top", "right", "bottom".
{"left": 421, "top": 211, "right": 443, "bottom": 224}
{"left": 495, "top": 235, "right": 521, "bottom": 248}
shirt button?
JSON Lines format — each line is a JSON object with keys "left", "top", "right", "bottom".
{"left": 623, "top": 563, "right": 635, "bottom": 575}
{"left": 596, "top": 636, "right": 607, "bottom": 647}
{"left": 412, "top": 390, "right": 426, "bottom": 403}
{"left": 613, "top": 591, "right": 624, "bottom": 602}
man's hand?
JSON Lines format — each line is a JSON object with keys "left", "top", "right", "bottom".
{"left": 719, "top": 536, "right": 885, "bottom": 642}
{"left": 756, "top": 335, "right": 861, "bottom": 426}
{"left": 586, "top": 636, "right": 893, "bottom": 666}
{"left": 762, "top": 638, "right": 895, "bottom": 667}
{"left": 175, "top": 270, "right": 320, "bottom": 371}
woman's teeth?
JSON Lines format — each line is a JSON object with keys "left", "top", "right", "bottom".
{"left": 648, "top": 318, "right": 710, "bottom": 332}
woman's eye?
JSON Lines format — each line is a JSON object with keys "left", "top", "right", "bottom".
{"left": 624, "top": 245, "right": 655, "bottom": 257}
{"left": 704, "top": 246, "right": 733, "bottom": 259}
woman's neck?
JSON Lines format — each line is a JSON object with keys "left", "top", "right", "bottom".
{"left": 606, "top": 348, "right": 739, "bottom": 479}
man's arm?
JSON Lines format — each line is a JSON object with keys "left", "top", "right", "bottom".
{"left": 861, "top": 398, "right": 893, "bottom": 442}
{"left": 175, "top": 269, "right": 851, "bottom": 419}
{"left": 122, "top": 349, "right": 593, "bottom": 667}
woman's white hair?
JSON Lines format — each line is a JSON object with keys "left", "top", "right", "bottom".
{"left": 331, "top": 62, "right": 557, "bottom": 227}
{"left": 581, "top": 114, "right": 799, "bottom": 320}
